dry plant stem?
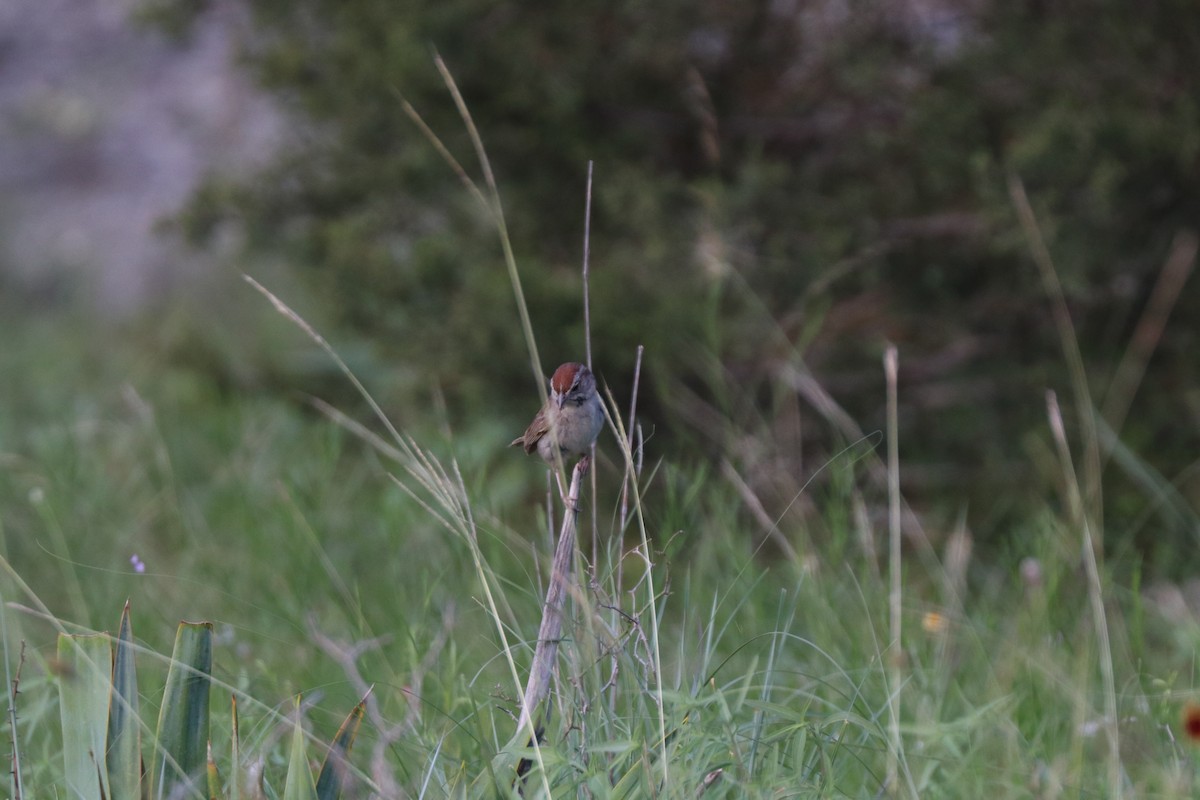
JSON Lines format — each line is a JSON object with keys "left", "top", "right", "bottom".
{"left": 309, "top": 610, "right": 452, "bottom": 738}
{"left": 602, "top": 386, "right": 669, "bottom": 792}
{"left": 310, "top": 608, "right": 454, "bottom": 796}
{"left": 719, "top": 458, "right": 801, "bottom": 563}
{"left": 884, "top": 345, "right": 903, "bottom": 797}
{"left": 636, "top": 424, "right": 643, "bottom": 475}
{"left": 1008, "top": 174, "right": 1103, "bottom": 538}
{"left": 9, "top": 641, "right": 24, "bottom": 800}
{"left": 852, "top": 487, "right": 881, "bottom": 584}
{"left": 545, "top": 470, "right": 555, "bottom": 551}
{"left": 616, "top": 351, "right": 646, "bottom": 641}
{"left": 582, "top": 160, "right": 594, "bottom": 370}
{"left": 693, "top": 267, "right": 936, "bottom": 554}
{"left": 517, "top": 458, "right": 589, "bottom": 734}
{"left": 1101, "top": 230, "right": 1198, "bottom": 457}
{"left": 585, "top": 453, "right": 595, "bottom": 573}
{"left": 581, "top": 160, "right": 599, "bottom": 567}
{"left": 1046, "top": 391, "right": 1122, "bottom": 798}
{"left": 590, "top": 447, "right": 598, "bottom": 570}
{"left": 778, "top": 363, "right": 931, "bottom": 551}
{"left": 619, "top": 344, "right": 645, "bottom": 531}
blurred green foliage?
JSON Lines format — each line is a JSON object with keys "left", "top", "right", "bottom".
{"left": 178, "top": 0, "right": 1200, "bottom": 546}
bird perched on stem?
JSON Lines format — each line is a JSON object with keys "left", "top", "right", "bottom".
{"left": 511, "top": 362, "right": 604, "bottom": 469}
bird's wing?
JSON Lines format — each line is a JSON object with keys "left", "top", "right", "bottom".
{"left": 513, "top": 407, "right": 550, "bottom": 454}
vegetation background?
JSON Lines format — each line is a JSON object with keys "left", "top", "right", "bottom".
{"left": 2, "top": 0, "right": 1200, "bottom": 795}
{"left": 175, "top": 0, "right": 1200, "bottom": 553}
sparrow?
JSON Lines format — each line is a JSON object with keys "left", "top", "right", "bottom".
{"left": 511, "top": 362, "right": 604, "bottom": 465}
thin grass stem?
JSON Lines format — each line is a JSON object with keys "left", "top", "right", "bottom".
{"left": 884, "top": 344, "right": 902, "bottom": 796}
{"left": 1100, "top": 231, "right": 1197, "bottom": 460}
{"left": 619, "top": 345, "right": 644, "bottom": 532}
{"left": 1009, "top": 174, "right": 1104, "bottom": 540}
{"left": 1047, "top": 391, "right": 1122, "bottom": 797}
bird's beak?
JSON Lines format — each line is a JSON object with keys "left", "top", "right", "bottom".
{"left": 556, "top": 394, "right": 567, "bottom": 409}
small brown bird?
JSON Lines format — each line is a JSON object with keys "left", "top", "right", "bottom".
{"left": 511, "top": 362, "right": 604, "bottom": 465}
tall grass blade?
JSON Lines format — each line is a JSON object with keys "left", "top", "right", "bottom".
{"left": 1046, "top": 392, "right": 1122, "bottom": 796}
{"left": 57, "top": 633, "right": 112, "bottom": 800}
{"left": 283, "top": 698, "right": 317, "bottom": 800}
{"left": 151, "top": 621, "right": 213, "bottom": 799}
{"left": 1009, "top": 174, "right": 1104, "bottom": 534}
{"left": 315, "top": 692, "right": 367, "bottom": 800}
{"left": 107, "top": 602, "right": 142, "bottom": 799}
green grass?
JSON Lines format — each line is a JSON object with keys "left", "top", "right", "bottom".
{"left": 1, "top": 302, "right": 1197, "bottom": 797}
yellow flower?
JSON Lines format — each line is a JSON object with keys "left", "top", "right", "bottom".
{"left": 921, "top": 611, "right": 948, "bottom": 635}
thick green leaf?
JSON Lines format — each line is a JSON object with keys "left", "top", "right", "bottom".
{"left": 150, "top": 621, "right": 213, "bottom": 799}
{"left": 57, "top": 633, "right": 112, "bottom": 800}
{"left": 314, "top": 693, "right": 366, "bottom": 800}
{"left": 283, "top": 698, "right": 317, "bottom": 800}
{"left": 107, "top": 602, "right": 142, "bottom": 799}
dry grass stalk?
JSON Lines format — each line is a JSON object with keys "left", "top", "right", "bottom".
{"left": 516, "top": 458, "right": 590, "bottom": 735}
